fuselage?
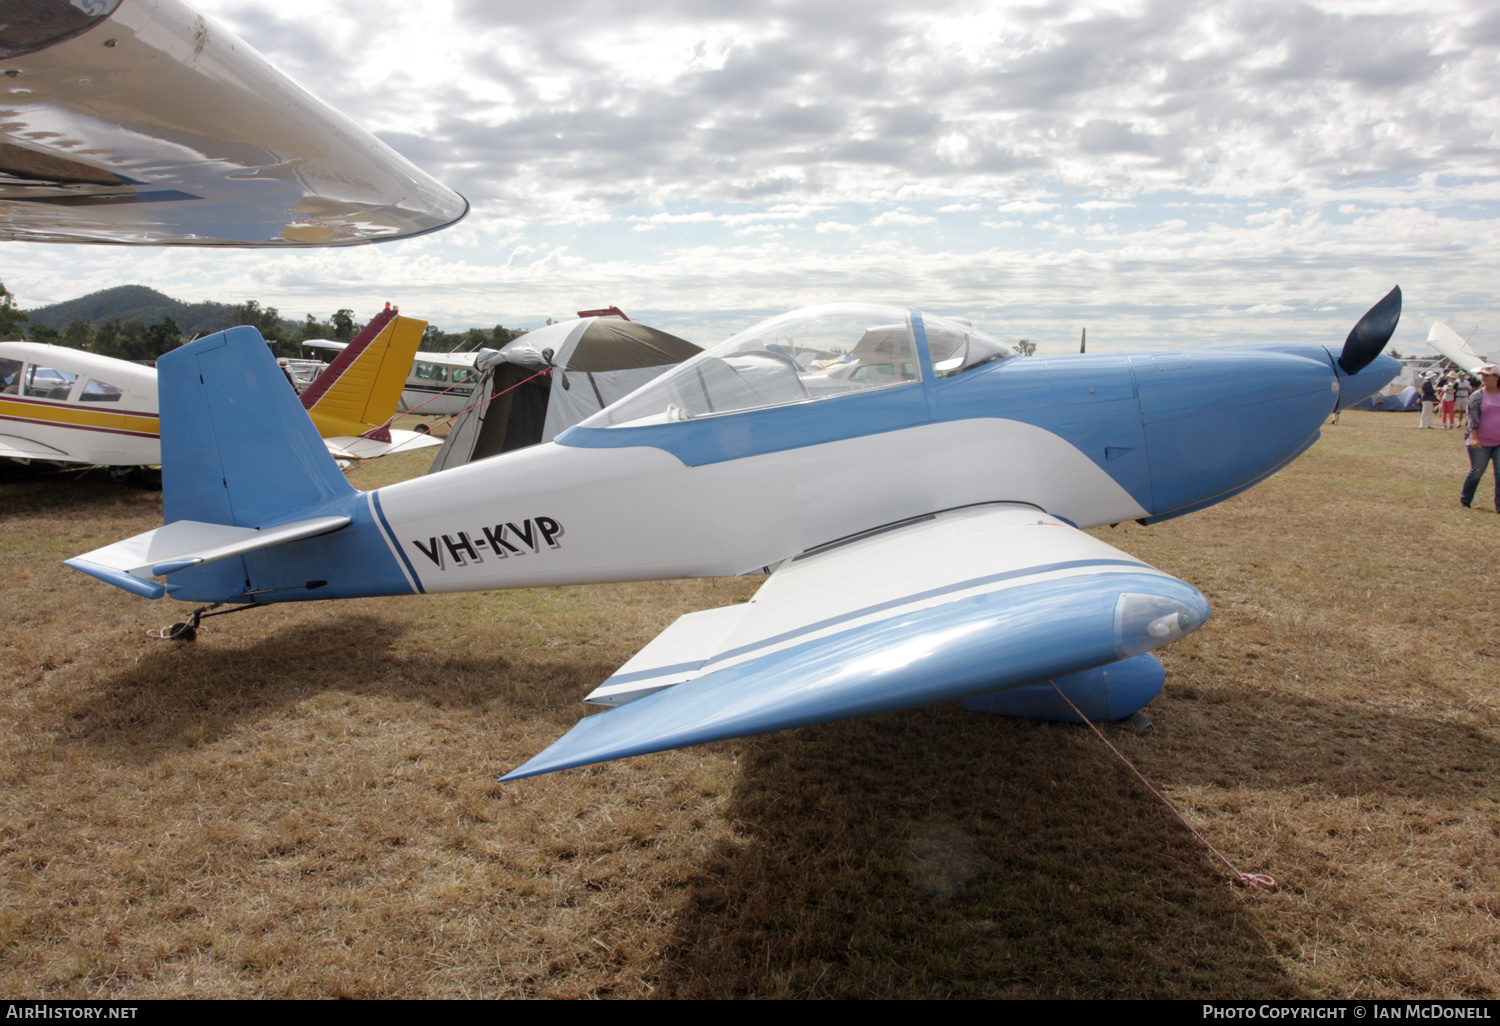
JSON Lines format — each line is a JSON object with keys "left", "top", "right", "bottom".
{"left": 0, "top": 342, "right": 160, "bottom": 466}
{"left": 211, "top": 330, "right": 1397, "bottom": 606}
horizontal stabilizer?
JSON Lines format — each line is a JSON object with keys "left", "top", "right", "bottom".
{"left": 65, "top": 516, "right": 350, "bottom": 599}
{"left": 322, "top": 429, "right": 442, "bottom": 461}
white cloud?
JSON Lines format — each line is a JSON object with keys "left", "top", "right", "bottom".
{"left": 870, "top": 210, "right": 936, "bottom": 227}
{"left": 3, "top": 0, "right": 1495, "bottom": 355}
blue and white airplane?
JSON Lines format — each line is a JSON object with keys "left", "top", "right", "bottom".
{"left": 65, "top": 292, "right": 1402, "bottom": 780}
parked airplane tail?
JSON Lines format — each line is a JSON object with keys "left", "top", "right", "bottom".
{"left": 162, "top": 327, "right": 356, "bottom": 526}
{"left": 300, "top": 306, "right": 428, "bottom": 439}
{"left": 66, "top": 328, "right": 418, "bottom": 604}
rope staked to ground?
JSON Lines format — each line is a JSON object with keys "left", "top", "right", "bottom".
{"left": 345, "top": 366, "right": 552, "bottom": 475}
{"left": 1046, "top": 678, "right": 1277, "bottom": 893}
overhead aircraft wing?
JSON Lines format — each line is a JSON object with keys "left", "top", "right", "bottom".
{"left": 0, "top": 0, "right": 466, "bottom": 246}
{"left": 502, "top": 503, "right": 1210, "bottom": 780}
{"left": 1427, "top": 322, "right": 1487, "bottom": 375}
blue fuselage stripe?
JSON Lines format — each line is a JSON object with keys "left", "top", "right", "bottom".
{"left": 370, "top": 489, "right": 424, "bottom": 594}
{"left": 701, "top": 557, "right": 1147, "bottom": 671}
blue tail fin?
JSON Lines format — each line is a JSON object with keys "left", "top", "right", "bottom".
{"left": 160, "top": 327, "right": 354, "bottom": 526}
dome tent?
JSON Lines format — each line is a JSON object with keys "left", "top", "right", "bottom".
{"left": 426, "top": 317, "right": 699, "bottom": 473}
{"left": 1349, "top": 384, "right": 1421, "bottom": 412}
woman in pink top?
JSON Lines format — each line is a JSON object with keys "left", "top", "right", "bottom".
{"left": 1460, "top": 363, "right": 1500, "bottom": 512}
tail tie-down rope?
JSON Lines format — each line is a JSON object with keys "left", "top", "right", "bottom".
{"left": 1046, "top": 679, "right": 1277, "bottom": 893}
{"left": 148, "top": 602, "right": 264, "bottom": 642}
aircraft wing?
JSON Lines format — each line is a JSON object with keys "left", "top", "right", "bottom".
{"left": 1427, "top": 322, "right": 1487, "bottom": 374}
{"left": 502, "top": 503, "right": 1210, "bottom": 780}
{"left": 0, "top": 0, "right": 466, "bottom": 246}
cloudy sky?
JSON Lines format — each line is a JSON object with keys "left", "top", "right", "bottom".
{"left": 6, "top": 0, "right": 1500, "bottom": 355}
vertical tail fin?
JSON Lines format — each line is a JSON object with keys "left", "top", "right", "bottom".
{"left": 160, "top": 326, "right": 354, "bottom": 527}
{"left": 299, "top": 307, "right": 428, "bottom": 437}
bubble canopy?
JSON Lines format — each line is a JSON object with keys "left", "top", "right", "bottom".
{"left": 583, "top": 304, "right": 1012, "bottom": 428}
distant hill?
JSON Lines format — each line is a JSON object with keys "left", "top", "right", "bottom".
{"left": 26, "top": 285, "right": 291, "bottom": 337}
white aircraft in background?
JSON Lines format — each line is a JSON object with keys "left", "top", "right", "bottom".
{"left": 1, "top": 306, "right": 438, "bottom": 473}
{"left": 1425, "top": 322, "right": 1491, "bottom": 376}
{"left": 0, "top": 342, "right": 158, "bottom": 478}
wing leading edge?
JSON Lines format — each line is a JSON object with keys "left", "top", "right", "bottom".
{"left": 502, "top": 503, "right": 1209, "bottom": 780}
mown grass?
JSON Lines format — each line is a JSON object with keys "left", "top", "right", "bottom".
{"left": 0, "top": 411, "right": 1495, "bottom": 998}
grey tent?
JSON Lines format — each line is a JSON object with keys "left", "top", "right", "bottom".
{"left": 427, "top": 317, "right": 699, "bottom": 473}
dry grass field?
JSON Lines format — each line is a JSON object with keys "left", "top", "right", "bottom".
{"left": 0, "top": 411, "right": 1496, "bottom": 999}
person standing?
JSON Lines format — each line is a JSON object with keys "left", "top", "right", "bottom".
{"left": 1439, "top": 375, "right": 1457, "bottom": 428}
{"left": 1460, "top": 363, "right": 1500, "bottom": 512}
{"left": 1455, "top": 374, "right": 1473, "bottom": 431}
{"left": 1420, "top": 371, "right": 1438, "bottom": 428}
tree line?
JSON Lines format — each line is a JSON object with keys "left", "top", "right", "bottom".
{"left": 1, "top": 282, "right": 523, "bottom": 362}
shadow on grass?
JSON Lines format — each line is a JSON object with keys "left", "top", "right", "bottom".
{"left": 655, "top": 703, "right": 1303, "bottom": 999}
{"left": 60, "top": 613, "right": 617, "bottom": 761}
{"left": 0, "top": 464, "right": 160, "bottom": 515}
{"left": 654, "top": 689, "right": 1500, "bottom": 998}
{"left": 1148, "top": 685, "right": 1500, "bottom": 801}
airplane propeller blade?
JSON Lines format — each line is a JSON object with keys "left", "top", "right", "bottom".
{"left": 1337, "top": 286, "right": 1402, "bottom": 376}
{"left": 1080, "top": 327, "right": 1086, "bottom": 354}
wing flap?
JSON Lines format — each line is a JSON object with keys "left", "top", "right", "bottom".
{"left": 503, "top": 503, "right": 1209, "bottom": 780}
{"left": 584, "top": 604, "right": 753, "bottom": 707}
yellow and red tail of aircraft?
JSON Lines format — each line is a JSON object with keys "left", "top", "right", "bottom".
{"left": 299, "top": 306, "right": 438, "bottom": 459}
{"left": 301, "top": 305, "right": 423, "bottom": 437}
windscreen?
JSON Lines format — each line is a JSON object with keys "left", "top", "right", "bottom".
{"left": 584, "top": 304, "right": 923, "bottom": 427}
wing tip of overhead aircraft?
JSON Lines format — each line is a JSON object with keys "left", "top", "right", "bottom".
{"left": 2, "top": 0, "right": 468, "bottom": 248}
